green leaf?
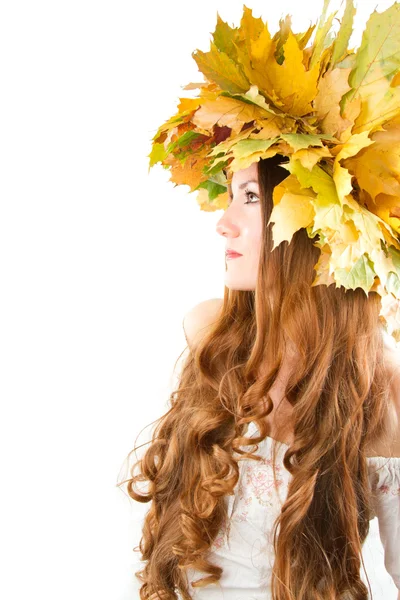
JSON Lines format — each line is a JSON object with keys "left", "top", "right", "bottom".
{"left": 192, "top": 42, "right": 250, "bottom": 95}
{"left": 151, "top": 112, "right": 190, "bottom": 142}
{"left": 345, "top": 3, "right": 400, "bottom": 102}
{"left": 286, "top": 160, "right": 342, "bottom": 234}
{"left": 388, "top": 245, "right": 400, "bottom": 275}
{"left": 165, "top": 130, "right": 204, "bottom": 155}
{"left": 221, "top": 87, "right": 282, "bottom": 117}
{"left": 196, "top": 179, "right": 227, "bottom": 201}
{"left": 287, "top": 160, "right": 339, "bottom": 203}
{"left": 212, "top": 12, "right": 239, "bottom": 60}
{"left": 232, "top": 138, "right": 279, "bottom": 159}
{"left": 203, "top": 159, "right": 229, "bottom": 176}
{"left": 335, "top": 254, "right": 375, "bottom": 294}
{"left": 273, "top": 15, "right": 292, "bottom": 65}
{"left": 331, "top": 0, "right": 356, "bottom": 66}
{"left": 281, "top": 133, "right": 325, "bottom": 152}
{"left": 148, "top": 143, "right": 166, "bottom": 168}
{"left": 386, "top": 271, "right": 400, "bottom": 298}
{"left": 310, "top": 0, "right": 338, "bottom": 69}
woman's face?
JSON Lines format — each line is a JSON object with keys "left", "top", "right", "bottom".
{"left": 216, "top": 161, "right": 262, "bottom": 291}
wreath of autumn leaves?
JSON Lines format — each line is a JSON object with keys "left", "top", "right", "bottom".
{"left": 149, "top": 1, "right": 400, "bottom": 340}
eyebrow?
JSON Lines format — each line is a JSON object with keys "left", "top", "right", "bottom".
{"left": 228, "top": 179, "right": 259, "bottom": 200}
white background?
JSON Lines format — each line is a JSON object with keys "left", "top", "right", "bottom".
{"left": 0, "top": 1, "right": 398, "bottom": 598}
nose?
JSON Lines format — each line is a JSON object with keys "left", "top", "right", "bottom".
{"left": 216, "top": 210, "right": 240, "bottom": 238}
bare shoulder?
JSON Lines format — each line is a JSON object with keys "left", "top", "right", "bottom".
{"left": 183, "top": 298, "right": 223, "bottom": 350}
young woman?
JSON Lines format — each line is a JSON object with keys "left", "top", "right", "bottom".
{"left": 121, "top": 155, "right": 400, "bottom": 599}
{"left": 120, "top": 3, "right": 400, "bottom": 599}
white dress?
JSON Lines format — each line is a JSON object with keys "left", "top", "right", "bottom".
{"left": 180, "top": 420, "right": 400, "bottom": 599}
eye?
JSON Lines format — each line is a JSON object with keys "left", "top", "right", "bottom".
{"left": 244, "top": 189, "right": 259, "bottom": 204}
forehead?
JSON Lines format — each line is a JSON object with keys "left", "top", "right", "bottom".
{"left": 230, "top": 162, "right": 259, "bottom": 192}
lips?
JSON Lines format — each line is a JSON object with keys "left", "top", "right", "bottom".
{"left": 226, "top": 250, "right": 243, "bottom": 258}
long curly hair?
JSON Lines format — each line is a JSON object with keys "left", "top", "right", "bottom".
{"left": 118, "top": 156, "right": 394, "bottom": 600}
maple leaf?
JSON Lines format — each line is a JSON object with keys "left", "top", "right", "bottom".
{"left": 192, "top": 42, "right": 250, "bottom": 95}
{"left": 342, "top": 3, "right": 400, "bottom": 133}
{"left": 331, "top": 0, "right": 356, "bottom": 66}
{"left": 212, "top": 12, "right": 241, "bottom": 60}
{"left": 292, "top": 146, "right": 331, "bottom": 170}
{"left": 229, "top": 84, "right": 284, "bottom": 117}
{"left": 264, "top": 31, "right": 321, "bottom": 116}
{"left": 191, "top": 95, "right": 268, "bottom": 135}
{"left": 196, "top": 187, "right": 228, "bottom": 211}
{"left": 229, "top": 138, "right": 280, "bottom": 172}
{"left": 280, "top": 133, "right": 327, "bottom": 152}
{"left": 342, "top": 119, "right": 400, "bottom": 227}
{"left": 177, "top": 98, "right": 202, "bottom": 113}
{"left": 334, "top": 254, "right": 376, "bottom": 295}
{"left": 309, "top": 0, "right": 337, "bottom": 69}
{"left": 314, "top": 68, "right": 353, "bottom": 137}
{"left": 333, "top": 130, "right": 374, "bottom": 202}
{"left": 311, "top": 244, "right": 336, "bottom": 288}
{"left": 233, "top": 12, "right": 279, "bottom": 107}
{"left": 269, "top": 174, "right": 316, "bottom": 249}
{"left": 207, "top": 130, "right": 255, "bottom": 155}
{"left": 251, "top": 115, "right": 286, "bottom": 139}
{"left": 380, "top": 291, "right": 400, "bottom": 339}
{"left": 287, "top": 161, "right": 341, "bottom": 233}
{"left": 169, "top": 145, "right": 211, "bottom": 192}
{"left": 284, "top": 160, "right": 386, "bottom": 293}
{"left": 366, "top": 193, "right": 400, "bottom": 237}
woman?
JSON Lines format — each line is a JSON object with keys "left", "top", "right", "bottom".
{"left": 119, "top": 3, "right": 400, "bottom": 599}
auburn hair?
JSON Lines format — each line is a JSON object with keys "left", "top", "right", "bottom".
{"left": 118, "top": 155, "right": 393, "bottom": 599}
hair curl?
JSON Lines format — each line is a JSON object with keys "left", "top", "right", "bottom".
{"left": 117, "top": 155, "right": 394, "bottom": 600}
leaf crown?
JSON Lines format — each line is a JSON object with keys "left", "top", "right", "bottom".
{"left": 149, "top": 1, "right": 400, "bottom": 342}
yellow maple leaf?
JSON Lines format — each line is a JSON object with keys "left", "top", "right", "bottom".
{"left": 229, "top": 148, "right": 280, "bottom": 172}
{"left": 377, "top": 217, "right": 400, "bottom": 251}
{"left": 287, "top": 161, "right": 342, "bottom": 235}
{"left": 269, "top": 174, "right": 316, "bottom": 249}
{"left": 337, "top": 95, "right": 362, "bottom": 142}
{"left": 196, "top": 188, "right": 228, "bottom": 211}
{"left": 234, "top": 17, "right": 280, "bottom": 108}
{"left": 368, "top": 193, "right": 400, "bottom": 236}
{"left": 192, "top": 95, "right": 268, "bottom": 135}
{"left": 342, "top": 192, "right": 386, "bottom": 255}
{"left": 342, "top": 121, "right": 400, "bottom": 205}
{"left": 314, "top": 68, "right": 353, "bottom": 136}
{"left": 292, "top": 146, "right": 331, "bottom": 170}
{"left": 333, "top": 130, "right": 374, "bottom": 202}
{"left": 235, "top": 19, "right": 320, "bottom": 116}
{"left": 251, "top": 116, "right": 286, "bottom": 138}
{"left": 264, "top": 31, "right": 321, "bottom": 116}
{"left": 311, "top": 245, "right": 336, "bottom": 288}
{"left": 177, "top": 98, "right": 202, "bottom": 113}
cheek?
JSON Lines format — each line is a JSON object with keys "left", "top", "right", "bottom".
{"left": 252, "top": 219, "right": 263, "bottom": 256}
